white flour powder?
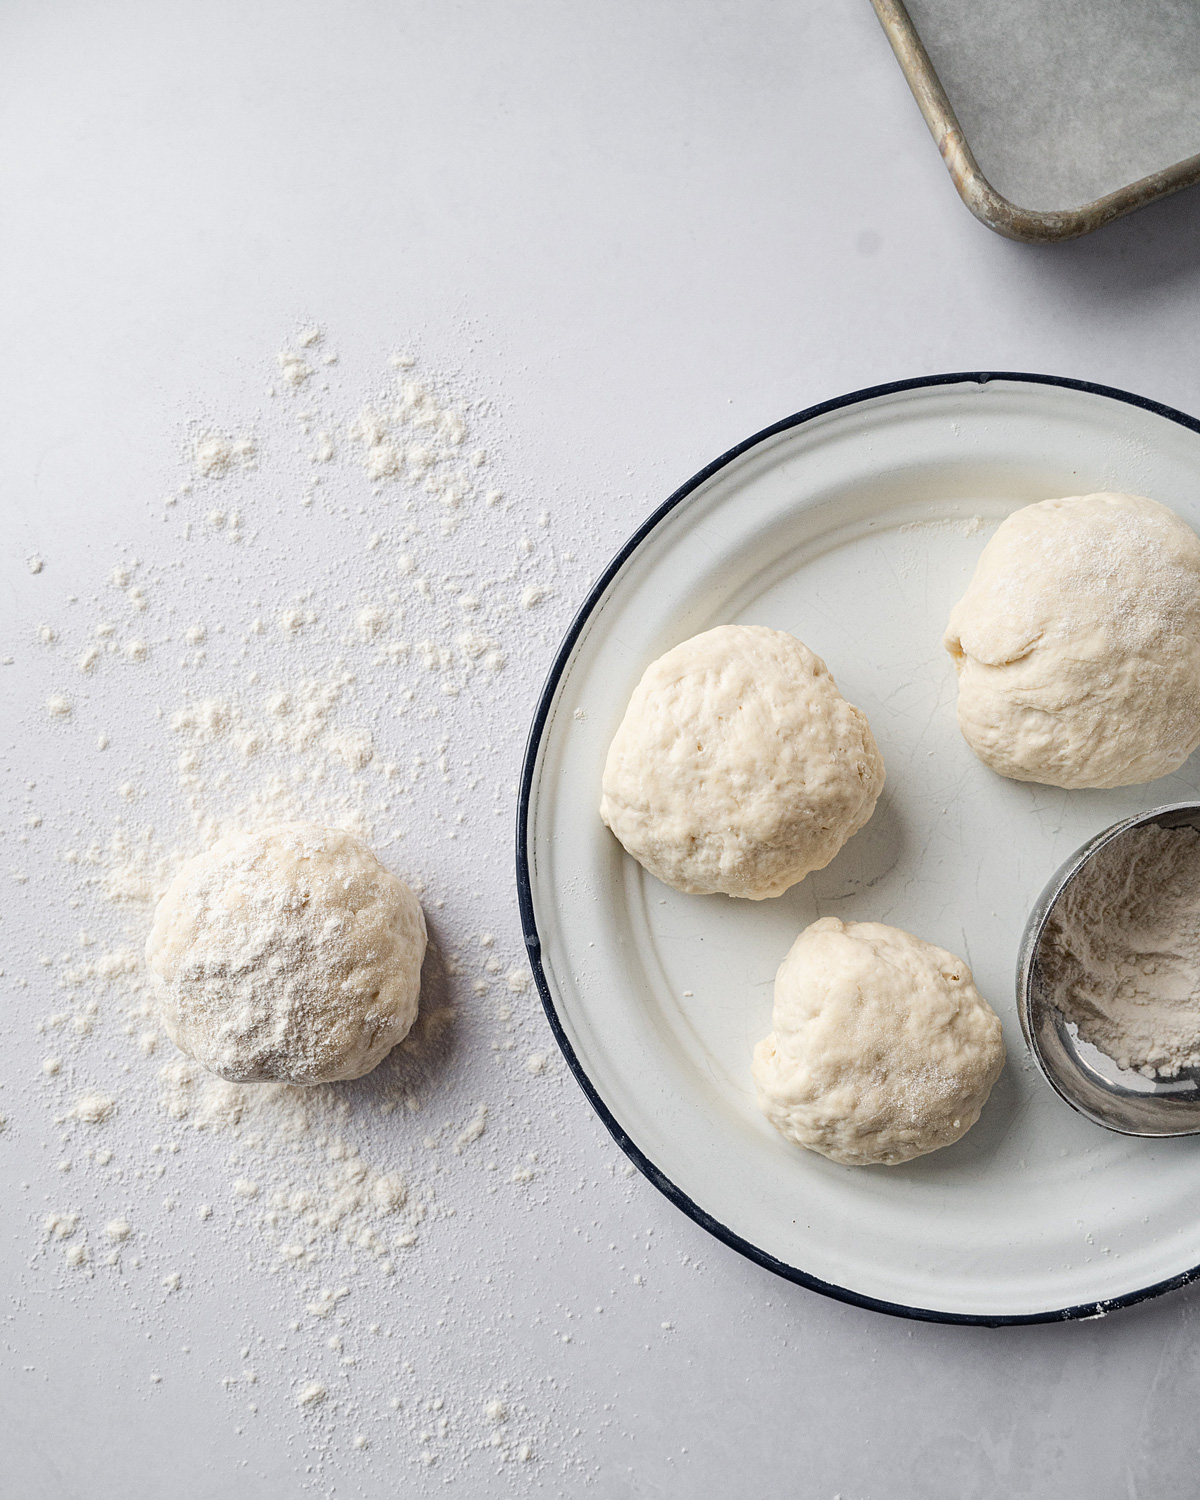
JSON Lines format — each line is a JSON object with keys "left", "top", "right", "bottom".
{"left": 5, "top": 326, "right": 648, "bottom": 1486}
{"left": 1041, "top": 821, "right": 1200, "bottom": 1075}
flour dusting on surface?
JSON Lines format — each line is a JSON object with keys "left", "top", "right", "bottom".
{"left": 0, "top": 329, "right": 681, "bottom": 1486}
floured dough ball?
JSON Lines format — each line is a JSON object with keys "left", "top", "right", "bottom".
{"left": 146, "top": 822, "right": 426, "bottom": 1084}
{"left": 752, "top": 918, "right": 1004, "bottom": 1166}
{"left": 599, "top": 625, "right": 885, "bottom": 899}
{"left": 945, "top": 493, "right": 1200, "bottom": 788}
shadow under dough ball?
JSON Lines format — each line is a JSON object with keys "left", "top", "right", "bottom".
{"left": 599, "top": 624, "right": 885, "bottom": 899}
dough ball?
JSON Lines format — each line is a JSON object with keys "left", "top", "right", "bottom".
{"left": 599, "top": 625, "right": 885, "bottom": 899}
{"left": 752, "top": 918, "right": 1004, "bottom": 1166}
{"left": 146, "top": 823, "right": 426, "bottom": 1085}
{"left": 945, "top": 493, "right": 1200, "bottom": 789}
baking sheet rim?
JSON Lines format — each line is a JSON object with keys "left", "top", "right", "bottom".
{"left": 870, "top": 0, "right": 1200, "bottom": 243}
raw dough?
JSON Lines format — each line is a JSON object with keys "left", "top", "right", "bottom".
{"left": 752, "top": 918, "right": 1005, "bottom": 1166}
{"left": 599, "top": 625, "right": 885, "bottom": 899}
{"left": 146, "top": 822, "right": 426, "bottom": 1084}
{"left": 944, "top": 492, "right": 1200, "bottom": 789}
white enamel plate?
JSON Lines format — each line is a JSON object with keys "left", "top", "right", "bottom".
{"left": 518, "top": 374, "right": 1200, "bottom": 1323}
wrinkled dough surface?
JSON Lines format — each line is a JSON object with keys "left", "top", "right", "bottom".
{"left": 599, "top": 625, "right": 885, "bottom": 899}
{"left": 752, "top": 918, "right": 1005, "bottom": 1166}
{"left": 146, "top": 822, "right": 426, "bottom": 1084}
{"left": 944, "top": 492, "right": 1200, "bottom": 789}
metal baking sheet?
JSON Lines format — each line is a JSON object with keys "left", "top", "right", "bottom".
{"left": 872, "top": 0, "right": 1200, "bottom": 242}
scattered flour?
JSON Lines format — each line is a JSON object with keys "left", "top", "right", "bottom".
{"left": 45, "top": 1211, "right": 80, "bottom": 1239}
{"left": 453, "top": 1104, "right": 488, "bottom": 1154}
{"left": 279, "top": 349, "right": 314, "bottom": 388}
{"left": 9, "top": 326, "right": 602, "bottom": 1486}
{"left": 69, "top": 1093, "right": 117, "bottom": 1123}
{"left": 193, "top": 434, "right": 257, "bottom": 479}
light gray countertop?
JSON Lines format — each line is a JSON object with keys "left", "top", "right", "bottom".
{"left": 5, "top": 3, "right": 1200, "bottom": 1497}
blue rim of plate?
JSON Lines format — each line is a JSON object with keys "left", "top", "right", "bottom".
{"left": 515, "top": 370, "right": 1200, "bottom": 1327}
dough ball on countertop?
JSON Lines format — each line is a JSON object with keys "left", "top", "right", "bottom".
{"left": 146, "top": 822, "right": 426, "bottom": 1084}
{"left": 752, "top": 918, "right": 1005, "bottom": 1166}
{"left": 599, "top": 625, "right": 885, "bottom": 900}
{"left": 944, "top": 492, "right": 1200, "bottom": 789}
